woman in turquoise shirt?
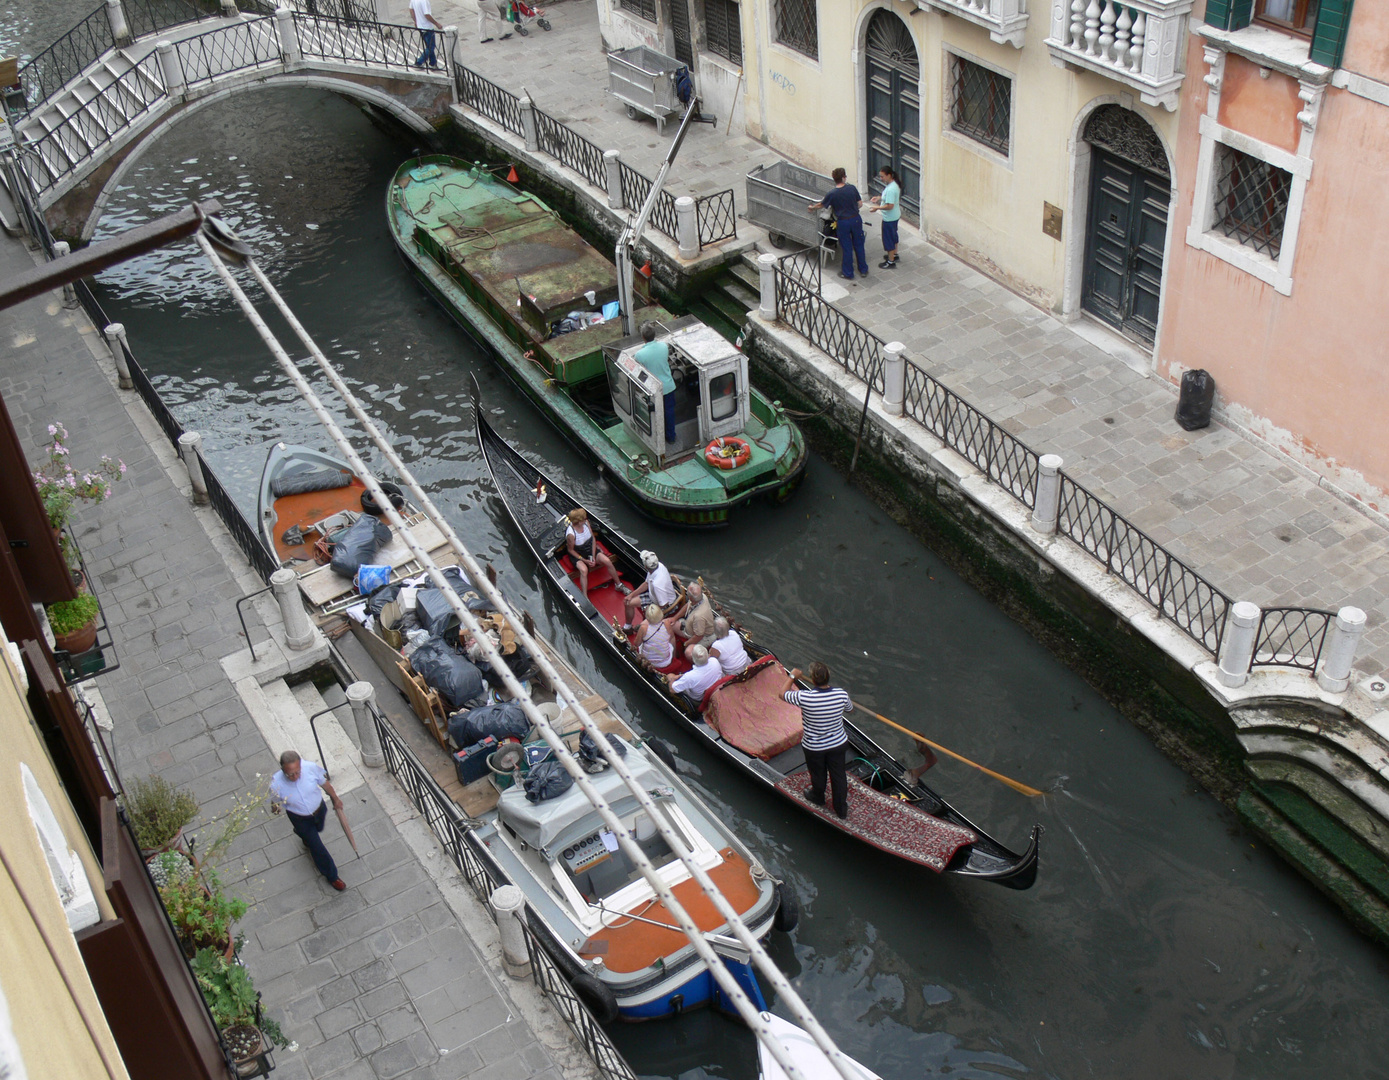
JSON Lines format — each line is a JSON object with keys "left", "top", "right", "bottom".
{"left": 868, "top": 167, "right": 901, "bottom": 269}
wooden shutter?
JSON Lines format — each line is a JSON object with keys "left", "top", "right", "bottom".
{"left": 1310, "top": 0, "right": 1354, "bottom": 66}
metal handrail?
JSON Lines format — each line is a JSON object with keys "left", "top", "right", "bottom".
{"left": 1252, "top": 606, "right": 1336, "bottom": 672}
{"left": 533, "top": 106, "right": 607, "bottom": 191}
{"left": 234, "top": 586, "right": 274, "bottom": 662}
{"left": 695, "top": 188, "right": 737, "bottom": 247}
{"left": 14, "top": 2, "right": 115, "bottom": 114}
{"left": 176, "top": 15, "right": 281, "bottom": 88}
{"left": 293, "top": 13, "right": 420, "bottom": 72}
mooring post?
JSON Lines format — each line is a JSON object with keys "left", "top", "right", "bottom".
{"left": 519, "top": 93, "right": 539, "bottom": 153}
{"left": 490, "top": 885, "right": 532, "bottom": 978}
{"left": 221, "top": 0, "right": 240, "bottom": 17}
{"left": 156, "top": 41, "right": 186, "bottom": 98}
{"left": 177, "top": 431, "right": 209, "bottom": 505}
{"left": 275, "top": 6, "right": 301, "bottom": 65}
{"left": 1218, "top": 601, "right": 1261, "bottom": 688}
{"left": 604, "top": 150, "right": 624, "bottom": 210}
{"left": 758, "top": 252, "right": 777, "bottom": 320}
{"left": 346, "top": 681, "right": 385, "bottom": 768}
{"left": 51, "top": 242, "right": 78, "bottom": 305}
{"left": 270, "top": 568, "right": 316, "bottom": 651}
{"left": 105, "top": 0, "right": 131, "bottom": 44}
{"left": 1031, "top": 454, "right": 1064, "bottom": 535}
{"left": 443, "top": 26, "right": 459, "bottom": 96}
{"left": 1317, "top": 606, "right": 1367, "bottom": 693}
{"left": 103, "top": 323, "right": 133, "bottom": 388}
{"left": 882, "top": 341, "right": 906, "bottom": 417}
{"left": 675, "top": 196, "right": 698, "bottom": 259}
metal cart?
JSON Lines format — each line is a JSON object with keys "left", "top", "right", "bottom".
{"left": 607, "top": 46, "right": 683, "bottom": 135}
{"left": 746, "top": 160, "right": 836, "bottom": 250}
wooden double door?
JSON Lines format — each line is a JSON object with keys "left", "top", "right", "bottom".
{"left": 1081, "top": 149, "right": 1170, "bottom": 344}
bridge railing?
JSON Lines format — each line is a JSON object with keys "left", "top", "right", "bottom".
{"left": 454, "top": 65, "right": 525, "bottom": 138}
{"left": 294, "top": 14, "right": 420, "bottom": 73}
{"left": 125, "top": 0, "right": 222, "bottom": 40}
{"left": 176, "top": 15, "right": 282, "bottom": 87}
{"left": 13, "top": 2, "right": 115, "bottom": 113}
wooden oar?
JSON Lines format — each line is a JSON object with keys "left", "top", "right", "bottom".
{"left": 851, "top": 701, "right": 1045, "bottom": 798}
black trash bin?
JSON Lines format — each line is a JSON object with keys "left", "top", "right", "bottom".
{"left": 1175, "top": 369, "right": 1216, "bottom": 431}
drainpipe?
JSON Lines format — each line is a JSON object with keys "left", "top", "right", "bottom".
{"left": 1316, "top": 606, "right": 1366, "bottom": 693}
{"left": 1217, "top": 601, "right": 1261, "bottom": 688}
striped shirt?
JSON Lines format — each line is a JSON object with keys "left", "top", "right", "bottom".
{"left": 783, "top": 687, "right": 852, "bottom": 751}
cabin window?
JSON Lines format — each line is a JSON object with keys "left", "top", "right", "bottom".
{"left": 708, "top": 372, "right": 738, "bottom": 421}
{"left": 606, "top": 358, "right": 629, "bottom": 415}
{"left": 632, "top": 384, "right": 656, "bottom": 436}
{"left": 560, "top": 821, "right": 680, "bottom": 903}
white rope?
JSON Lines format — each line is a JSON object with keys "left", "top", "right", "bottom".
{"left": 196, "top": 231, "right": 861, "bottom": 1080}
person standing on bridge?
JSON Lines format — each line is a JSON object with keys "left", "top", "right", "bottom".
{"left": 410, "top": 0, "right": 445, "bottom": 68}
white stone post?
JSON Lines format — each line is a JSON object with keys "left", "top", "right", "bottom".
{"left": 106, "top": 0, "right": 131, "bottom": 43}
{"left": 675, "top": 196, "right": 698, "bottom": 259}
{"left": 221, "top": 0, "right": 239, "bottom": 16}
{"left": 1030, "top": 454, "right": 1064, "bottom": 535}
{"left": 177, "top": 431, "right": 209, "bottom": 505}
{"left": 443, "top": 25, "right": 459, "bottom": 92}
{"left": 1217, "top": 600, "right": 1261, "bottom": 688}
{"left": 1316, "top": 606, "right": 1366, "bottom": 693}
{"left": 757, "top": 252, "right": 777, "bottom": 320}
{"left": 882, "top": 341, "right": 906, "bottom": 417}
{"left": 275, "top": 7, "right": 301, "bottom": 65}
{"left": 519, "top": 93, "right": 539, "bottom": 152}
{"left": 104, "top": 323, "right": 133, "bottom": 388}
{"left": 347, "top": 680, "right": 385, "bottom": 768}
{"left": 604, "top": 149, "right": 624, "bottom": 209}
{"left": 270, "top": 567, "right": 315, "bottom": 651}
{"left": 490, "top": 885, "right": 531, "bottom": 978}
{"left": 156, "top": 41, "right": 185, "bottom": 97}
{"left": 52, "top": 242, "right": 77, "bottom": 305}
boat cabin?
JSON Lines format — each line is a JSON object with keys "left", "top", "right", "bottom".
{"left": 604, "top": 317, "right": 749, "bottom": 463}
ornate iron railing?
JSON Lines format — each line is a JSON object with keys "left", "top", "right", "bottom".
{"left": 372, "top": 706, "right": 639, "bottom": 1080}
{"left": 294, "top": 14, "right": 419, "bottom": 72}
{"left": 773, "top": 246, "right": 821, "bottom": 301}
{"left": 533, "top": 107, "right": 607, "bottom": 192}
{"left": 455, "top": 65, "right": 524, "bottom": 137}
{"left": 14, "top": 2, "right": 116, "bottom": 113}
{"left": 617, "top": 160, "right": 678, "bottom": 243}
{"left": 125, "top": 0, "right": 220, "bottom": 40}
{"left": 772, "top": 258, "right": 880, "bottom": 390}
{"left": 695, "top": 189, "right": 737, "bottom": 247}
{"left": 1251, "top": 606, "right": 1335, "bottom": 672}
{"left": 176, "top": 16, "right": 282, "bottom": 87}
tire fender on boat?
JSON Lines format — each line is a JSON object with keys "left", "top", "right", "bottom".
{"left": 648, "top": 738, "right": 677, "bottom": 770}
{"left": 361, "top": 482, "right": 406, "bottom": 516}
{"left": 571, "top": 973, "right": 620, "bottom": 1024}
{"left": 772, "top": 880, "right": 799, "bottom": 933}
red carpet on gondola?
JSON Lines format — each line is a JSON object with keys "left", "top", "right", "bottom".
{"left": 775, "top": 774, "right": 978, "bottom": 872}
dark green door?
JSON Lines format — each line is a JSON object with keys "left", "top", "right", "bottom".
{"left": 865, "top": 11, "right": 920, "bottom": 219}
{"left": 1082, "top": 149, "right": 1168, "bottom": 343}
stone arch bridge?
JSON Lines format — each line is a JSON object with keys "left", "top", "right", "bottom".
{"left": 13, "top": 5, "right": 458, "bottom": 241}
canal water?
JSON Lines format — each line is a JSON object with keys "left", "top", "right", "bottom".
{"left": 75, "top": 87, "right": 1389, "bottom": 1078}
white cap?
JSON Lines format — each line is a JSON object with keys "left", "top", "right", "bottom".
{"left": 641, "top": 550, "right": 659, "bottom": 570}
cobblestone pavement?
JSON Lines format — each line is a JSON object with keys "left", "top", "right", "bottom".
{"left": 390, "top": 0, "right": 1389, "bottom": 679}
{"left": 0, "top": 231, "right": 570, "bottom": 1080}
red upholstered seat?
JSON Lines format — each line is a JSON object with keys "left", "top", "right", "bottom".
{"left": 701, "top": 658, "right": 804, "bottom": 761}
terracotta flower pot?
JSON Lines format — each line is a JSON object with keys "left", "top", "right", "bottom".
{"left": 54, "top": 619, "right": 97, "bottom": 657}
{"left": 225, "top": 1025, "right": 267, "bottom": 1077}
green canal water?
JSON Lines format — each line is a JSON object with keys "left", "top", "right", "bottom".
{"left": 77, "top": 86, "right": 1389, "bottom": 1079}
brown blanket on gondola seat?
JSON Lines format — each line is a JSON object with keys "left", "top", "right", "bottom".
{"left": 701, "top": 657, "right": 803, "bottom": 761}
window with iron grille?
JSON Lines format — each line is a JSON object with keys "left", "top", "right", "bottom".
{"left": 774, "top": 0, "right": 817, "bottom": 60}
{"left": 618, "top": 0, "right": 657, "bottom": 23}
{"left": 703, "top": 0, "right": 742, "bottom": 64}
{"left": 1212, "top": 145, "right": 1292, "bottom": 259}
{"left": 948, "top": 55, "right": 1011, "bottom": 156}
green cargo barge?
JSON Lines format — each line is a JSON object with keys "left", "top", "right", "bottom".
{"left": 386, "top": 156, "right": 807, "bottom": 527}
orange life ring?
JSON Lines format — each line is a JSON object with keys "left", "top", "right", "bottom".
{"left": 705, "top": 436, "right": 751, "bottom": 469}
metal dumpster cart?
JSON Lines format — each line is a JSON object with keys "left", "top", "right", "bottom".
{"left": 746, "top": 161, "right": 838, "bottom": 250}
{"left": 607, "top": 46, "right": 683, "bottom": 134}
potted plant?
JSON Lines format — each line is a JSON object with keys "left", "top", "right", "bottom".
{"left": 46, "top": 591, "right": 100, "bottom": 655}
{"left": 191, "top": 948, "right": 290, "bottom": 1076}
{"left": 125, "top": 775, "right": 200, "bottom": 855}
{"left": 159, "top": 872, "right": 248, "bottom": 959}
{"left": 147, "top": 849, "right": 196, "bottom": 890}
{"left": 30, "top": 421, "right": 125, "bottom": 576}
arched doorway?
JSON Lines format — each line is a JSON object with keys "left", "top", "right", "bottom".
{"left": 1080, "top": 105, "right": 1170, "bottom": 344}
{"left": 864, "top": 10, "right": 920, "bottom": 219}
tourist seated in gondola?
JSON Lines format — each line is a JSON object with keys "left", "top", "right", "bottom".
{"left": 709, "top": 617, "right": 750, "bottom": 677}
{"left": 564, "top": 508, "right": 617, "bottom": 595}
{"left": 670, "top": 580, "right": 716, "bottom": 657}
{"left": 623, "top": 549, "right": 679, "bottom": 630}
{"left": 630, "top": 603, "right": 677, "bottom": 671}
{"left": 666, "top": 644, "right": 722, "bottom": 708}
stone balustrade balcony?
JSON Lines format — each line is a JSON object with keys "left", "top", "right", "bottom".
{"left": 1045, "top": 0, "right": 1193, "bottom": 109}
{"left": 915, "top": 0, "right": 1029, "bottom": 48}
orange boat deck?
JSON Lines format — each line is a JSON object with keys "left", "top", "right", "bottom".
{"left": 269, "top": 480, "right": 366, "bottom": 563}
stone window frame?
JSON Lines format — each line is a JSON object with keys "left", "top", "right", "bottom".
{"left": 940, "top": 46, "right": 1015, "bottom": 168}
{"left": 21, "top": 762, "right": 100, "bottom": 933}
{"left": 772, "top": 0, "right": 818, "bottom": 61}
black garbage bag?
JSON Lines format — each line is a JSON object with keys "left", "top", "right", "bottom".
{"left": 1175, "top": 369, "right": 1216, "bottom": 431}
{"left": 448, "top": 702, "right": 531, "bottom": 748}
{"left": 365, "top": 583, "right": 401, "bottom": 619}
{"left": 409, "top": 636, "right": 485, "bottom": 711}
{"left": 329, "top": 515, "right": 392, "bottom": 579}
{"left": 578, "top": 729, "right": 626, "bottom": 769}
{"left": 524, "top": 760, "right": 574, "bottom": 803}
{"left": 416, "top": 567, "right": 478, "bottom": 642}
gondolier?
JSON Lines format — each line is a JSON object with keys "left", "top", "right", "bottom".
{"left": 781, "top": 663, "right": 852, "bottom": 821}
{"left": 269, "top": 750, "right": 347, "bottom": 891}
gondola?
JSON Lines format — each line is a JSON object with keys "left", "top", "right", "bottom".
{"left": 475, "top": 398, "right": 1041, "bottom": 889}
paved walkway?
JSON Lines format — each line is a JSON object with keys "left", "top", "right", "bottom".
{"left": 0, "top": 230, "right": 585, "bottom": 1080}
{"left": 397, "top": 0, "right": 1389, "bottom": 681}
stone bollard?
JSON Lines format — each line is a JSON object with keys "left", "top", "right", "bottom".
{"left": 221, "top": 0, "right": 239, "bottom": 16}
{"left": 604, "top": 149, "right": 624, "bottom": 210}
{"left": 106, "top": 0, "right": 131, "bottom": 43}
{"left": 443, "top": 25, "right": 458, "bottom": 84}
{"left": 1217, "top": 601, "right": 1261, "bottom": 688}
{"left": 882, "top": 341, "right": 906, "bottom": 417}
{"left": 519, "top": 94, "right": 539, "bottom": 153}
{"left": 675, "top": 196, "right": 698, "bottom": 259}
{"left": 52, "top": 242, "right": 78, "bottom": 305}
{"left": 275, "top": 7, "right": 301, "bottom": 65}
{"left": 347, "top": 680, "right": 385, "bottom": 768}
{"left": 177, "top": 431, "right": 209, "bottom": 505}
{"left": 490, "top": 885, "right": 532, "bottom": 978}
{"left": 156, "top": 41, "right": 186, "bottom": 97}
{"left": 757, "top": 252, "right": 777, "bottom": 320}
{"left": 270, "top": 568, "right": 316, "bottom": 651}
{"left": 104, "top": 323, "right": 133, "bottom": 388}
{"left": 1316, "top": 606, "right": 1367, "bottom": 693}
{"left": 1030, "top": 454, "right": 1064, "bottom": 535}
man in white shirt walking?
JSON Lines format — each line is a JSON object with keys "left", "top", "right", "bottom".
{"left": 269, "top": 750, "right": 347, "bottom": 890}
{"left": 409, "top": 0, "right": 445, "bottom": 68}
